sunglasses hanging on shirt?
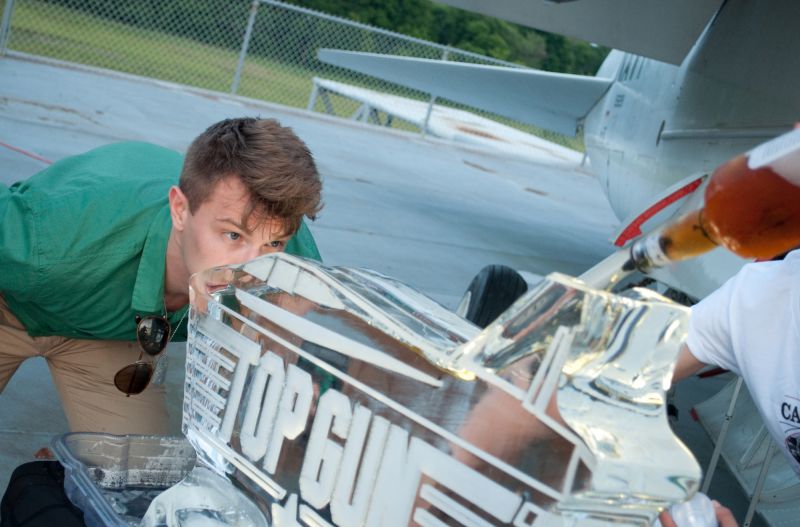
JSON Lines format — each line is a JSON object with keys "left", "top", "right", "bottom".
{"left": 113, "top": 314, "right": 175, "bottom": 396}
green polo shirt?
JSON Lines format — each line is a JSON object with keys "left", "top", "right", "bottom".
{"left": 0, "top": 141, "right": 321, "bottom": 342}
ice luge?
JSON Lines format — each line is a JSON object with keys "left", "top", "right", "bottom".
{"left": 176, "top": 253, "right": 699, "bottom": 527}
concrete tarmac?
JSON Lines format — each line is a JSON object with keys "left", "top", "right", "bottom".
{"left": 0, "top": 53, "right": 763, "bottom": 525}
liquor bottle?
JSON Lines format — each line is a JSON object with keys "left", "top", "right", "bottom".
{"left": 580, "top": 128, "right": 800, "bottom": 290}
{"left": 630, "top": 128, "right": 800, "bottom": 272}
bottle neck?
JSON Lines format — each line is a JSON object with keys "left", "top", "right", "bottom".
{"left": 629, "top": 234, "right": 671, "bottom": 273}
{"left": 630, "top": 208, "right": 719, "bottom": 273}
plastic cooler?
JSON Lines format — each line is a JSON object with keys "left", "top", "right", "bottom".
{"left": 51, "top": 433, "right": 196, "bottom": 527}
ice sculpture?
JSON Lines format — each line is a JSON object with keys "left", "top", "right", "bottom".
{"left": 174, "top": 253, "right": 699, "bottom": 526}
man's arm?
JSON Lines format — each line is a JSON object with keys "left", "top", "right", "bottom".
{"left": 671, "top": 344, "right": 708, "bottom": 383}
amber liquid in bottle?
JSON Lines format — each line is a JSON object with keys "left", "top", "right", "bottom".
{"left": 703, "top": 154, "right": 800, "bottom": 258}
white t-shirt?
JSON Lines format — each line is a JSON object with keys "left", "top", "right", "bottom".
{"left": 687, "top": 249, "right": 800, "bottom": 475}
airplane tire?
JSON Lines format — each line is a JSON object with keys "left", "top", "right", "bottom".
{"left": 457, "top": 265, "right": 528, "bottom": 328}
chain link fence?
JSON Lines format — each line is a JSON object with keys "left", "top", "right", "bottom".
{"left": 0, "top": 0, "right": 579, "bottom": 147}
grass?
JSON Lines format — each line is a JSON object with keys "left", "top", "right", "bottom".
{"left": 11, "top": 1, "right": 250, "bottom": 94}
{"left": 5, "top": 0, "right": 583, "bottom": 149}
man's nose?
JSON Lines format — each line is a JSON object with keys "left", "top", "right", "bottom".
{"left": 243, "top": 244, "right": 261, "bottom": 261}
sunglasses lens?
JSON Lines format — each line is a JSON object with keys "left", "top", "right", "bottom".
{"left": 114, "top": 363, "right": 153, "bottom": 395}
{"left": 137, "top": 316, "right": 170, "bottom": 356}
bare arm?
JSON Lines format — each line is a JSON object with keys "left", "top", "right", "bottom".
{"left": 453, "top": 384, "right": 563, "bottom": 467}
{"left": 671, "top": 344, "right": 708, "bottom": 383}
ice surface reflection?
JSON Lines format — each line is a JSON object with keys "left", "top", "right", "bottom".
{"left": 171, "top": 253, "right": 699, "bottom": 526}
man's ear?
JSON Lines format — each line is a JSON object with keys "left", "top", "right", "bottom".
{"left": 169, "top": 186, "right": 190, "bottom": 231}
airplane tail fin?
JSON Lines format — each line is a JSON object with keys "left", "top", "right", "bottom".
{"left": 318, "top": 49, "right": 612, "bottom": 137}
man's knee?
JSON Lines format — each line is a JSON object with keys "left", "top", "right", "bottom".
{"left": 46, "top": 340, "right": 170, "bottom": 434}
{"left": 65, "top": 382, "right": 169, "bottom": 434}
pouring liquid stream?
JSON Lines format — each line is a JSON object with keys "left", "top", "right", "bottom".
{"left": 579, "top": 249, "right": 637, "bottom": 290}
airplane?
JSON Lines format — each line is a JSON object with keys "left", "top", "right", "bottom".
{"left": 316, "top": 0, "right": 800, "bottom": 301}
{"left": 315, "top": 1, "right": 800, "bottom": 524}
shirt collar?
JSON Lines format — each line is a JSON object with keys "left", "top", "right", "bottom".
{"left": 131, "top": 204, "right": 172, "bottom": 313}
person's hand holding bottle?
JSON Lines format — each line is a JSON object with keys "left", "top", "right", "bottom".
{"left": 656, "top": 493, "right": 738, "bottom": 527}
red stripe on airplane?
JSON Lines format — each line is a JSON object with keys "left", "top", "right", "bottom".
{"left": 0, "top": 141, "right": 53, "bottom": 165}
{"left": 613, "top": 177, "right": 704, "bottom": 247}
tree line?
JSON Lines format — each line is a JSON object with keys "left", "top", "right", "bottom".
{"left": 285, "top": 0, "right": 609, "bottom": 74}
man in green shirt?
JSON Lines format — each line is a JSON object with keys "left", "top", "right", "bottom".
{"left": 0, "top": 117, "right": 322, "bottom": 435}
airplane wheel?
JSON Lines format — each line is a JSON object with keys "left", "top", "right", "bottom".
{"left": 456, "top": 265, "right": 528, "bottom": 328}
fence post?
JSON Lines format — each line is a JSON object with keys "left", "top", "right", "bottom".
{"left": 0, "top": 0, "right": 17, "bottom": 55}
{"left": 422, "top": 48, "right": 448, "bottom": 137}
{"left": 231, "top": 0, "right": 260, "bottom": 95}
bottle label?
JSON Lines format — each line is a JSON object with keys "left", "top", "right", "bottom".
{"left": 631, "top": 234, "right": 671, "bottom": 271}
{"left": 642, "top": 234, "right": 672, "bottom": 267}
{"left": 747, "top": 129, "right": 800, "bottom": 184}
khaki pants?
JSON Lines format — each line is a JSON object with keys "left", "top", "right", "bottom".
{"left": 0, "top": 295, "right": 168, "bottom": 434}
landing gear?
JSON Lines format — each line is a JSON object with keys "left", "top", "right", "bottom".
{"left": 456, "top": 265, "right": 528, "bottom": 328}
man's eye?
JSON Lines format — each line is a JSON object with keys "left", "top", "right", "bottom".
{"left": 269, "top": 240, "right": 284, "bottom": 248}
{"left": 225, "top": 232, "right": 241, "bottom": 241}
